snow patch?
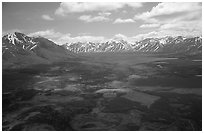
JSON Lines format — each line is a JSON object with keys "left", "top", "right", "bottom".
{"left": 30, "top": 45, "right": 37, "bottom": 50}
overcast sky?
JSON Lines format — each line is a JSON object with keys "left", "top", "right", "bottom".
{"left": 2, "top": 2, "right": 202, "bottom": 44}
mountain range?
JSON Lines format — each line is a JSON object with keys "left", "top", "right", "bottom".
{"left": 63, "top": 36, "right": 202, "bottom": 54}
{"left": 2, "top": 32, "right": 202, "bottom": 68}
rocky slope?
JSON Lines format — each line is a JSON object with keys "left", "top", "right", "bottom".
{"left": 2, "top": 32, "right": 75, "bottom": 68}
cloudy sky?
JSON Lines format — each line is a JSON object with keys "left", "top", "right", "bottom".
{"left": 2, "top": 2, "right": 202, "bottom": 44}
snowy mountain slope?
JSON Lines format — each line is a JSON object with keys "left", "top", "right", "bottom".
{"left": 2, "top": 32, "right": 75, "bottom": 68}
{"left": 63, "top": 36, "right": 202, "bottom": 54}
{"left": 63, "top": 39, "right": 134, "bottom": 53}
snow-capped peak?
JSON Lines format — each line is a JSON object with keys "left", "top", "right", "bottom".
{"left": 3, "top": 32, "right": 23, "bottom": 45}
{"left": 107, "top": 39, "right": 120, "bottom": 44}
{"left": 2, "top": 32, "right": 39, "bottom": 56}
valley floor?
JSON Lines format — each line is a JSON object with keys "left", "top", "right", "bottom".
{"left": 2, "top": 53, "right": 202, "bottom": 131}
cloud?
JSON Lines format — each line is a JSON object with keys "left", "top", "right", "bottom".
{"left": 160, "top": 20, "right": 202, "bottom": 36}
{"left": 41, "top": 14, "right": 54, "bottom": 21}
{"left": 28, "top": 29, "right": 105, "bottom": 45}
{"left": 140, "top": 23, "right": 160, "bottom": 28}
{"left": 134, "top": 2, "right": 201, "bottom": 22}
{"left": 98, "top": 12, "right": 111, "bottom": 16}
{"left": 134, "top": 2, "right": 201, "bottom": 37}
{"left": 59, "top": 35, "right": 105, "bottom": 44}
{"left": 28, "top": 29, "right": 138, "bottom": 45}
{"left": 113, "top": 33, "right": 128, "bottom": 40}
{"left": 55, "top": 2, "right": 142, "bottom": 16}
{"left": 28, "top": 29, "right": 63, "bottom": 38}
{"left": 112, "top": 34, "right": 138, "bottom": 43}
{"left": 122, "top": 10, "right": 127, "bottom": 13}
{"left": 132, "top": 31, "right": 161, "bottom": 41}
{"left": 77, "top": 32, "right": 91, "bottom": 36}
{"left": 2, "top": 29, "right": 23, "bottom": 36}
{"left": 126, "top": 3, "right": 143, "bottom": 8}
{"left": 79, "top": 13, "right": 110, "bottom": 23}
{"left": 133, "top": 28, "right": 201, "bottom": 41}
{"left": 113, "top": 18, "right": 135, "bottom": 24}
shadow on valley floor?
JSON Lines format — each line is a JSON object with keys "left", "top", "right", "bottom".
{"left": 2, "top": 53, "right": 202, "bottom": 131}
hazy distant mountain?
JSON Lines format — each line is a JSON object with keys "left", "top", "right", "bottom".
{"left": 63, "top": 36, "right": 202, "bottom": 54}
{"left": 2, "top": 32, "right": 75, "bottom": 68}
{"left": 62, "top": 39, "right": 133, "bottom": 53}
{"left": 133, "top": 36, "right": 202, "bottom": 54}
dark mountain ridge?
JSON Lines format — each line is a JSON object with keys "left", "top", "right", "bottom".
{"left": 2, "top": 32, "right": 75, "bottom": 68}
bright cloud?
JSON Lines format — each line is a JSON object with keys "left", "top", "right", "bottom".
{"left": 55, "top": 2, "right": 142, "bottom": 16}
{"left": 2, "top": 29, "right": 23, "bottom": 36}
{"left": 134, "top": 2, "right": 202, "bottom": 37}
{"left": 41, "top": 14, "right": 54, "bottom": 21}
{"left": 79, "top": 15, "right": 110, "bottom": 23}
{"left": 28, "top": 29, "right": 138, "bottom": 45}
{"left": 111, "top": 34, "right": 138, "bottom": 43}
{"left": 133, "top": 29, "right": 201, "bottom": 41}
{"left": 98, "top": 12, "right": 111, "bottom": 16}
{"left": 134, "top": 2, "right": 201, "bottom": 22}
{"left": 140, "top": 23, "right": 160, "bottom": 28}
{"left": 79, "top": 11, "right": 112, "bottom": 22}
{"left": 113, "top": 33, "right": 128, "bottom": 40}
{"left": 132, "top": 31, "right": 159, "bottom": 41}
{"left": 113, "top": 18, "right": 135, "bottom": 24}
{"left": 134, "top": 2, "right": 201, "bottom": 26}
{"left": 58, "top": 35, "right": 105, "bottom": 44}
{"left": 28, "top": 29, "right": 63, "bottom": 38}
{"left": 28, "top": 29, "right": 105, "bottom": 45}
